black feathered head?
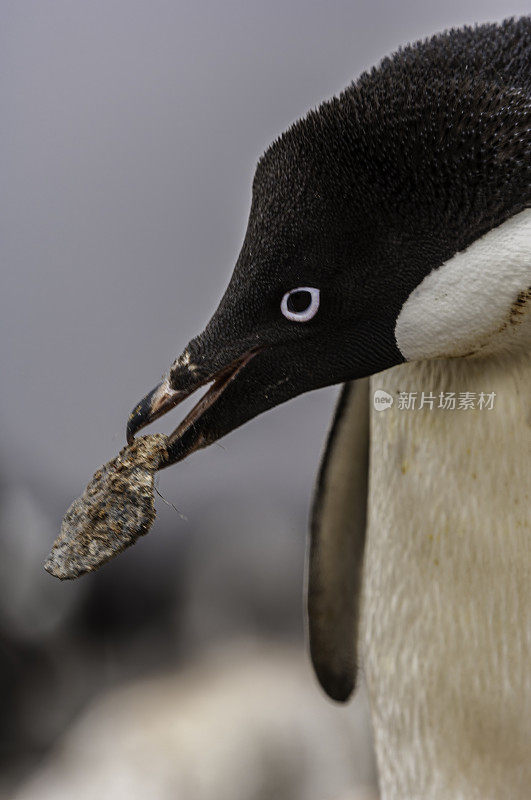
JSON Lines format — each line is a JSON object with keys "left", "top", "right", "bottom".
{"left": 127, "top": 17, "right": 530, "bottom": 465}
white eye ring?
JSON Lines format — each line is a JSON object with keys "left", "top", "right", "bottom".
{"left": 281, "top": 287, "right": 320, "bottom": 322}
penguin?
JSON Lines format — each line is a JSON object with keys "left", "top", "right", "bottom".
{"left": 127, "top": 18, "right": 530, "bottom": 800}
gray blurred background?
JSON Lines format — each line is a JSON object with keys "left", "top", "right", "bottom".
{"left": 1, "top": 2, "right": 528, "bottom": 798}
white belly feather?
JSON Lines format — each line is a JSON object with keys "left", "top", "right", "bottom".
{"left": 363, "top": 350, "right": 530, "bottom": 799}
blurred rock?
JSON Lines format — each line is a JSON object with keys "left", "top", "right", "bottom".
{"left": 11, "top": 641, "right": 377, "bottom": 800}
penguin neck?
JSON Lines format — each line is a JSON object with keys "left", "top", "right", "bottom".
{"left": 362, "top": 349, "right": 531, "bottom": 800}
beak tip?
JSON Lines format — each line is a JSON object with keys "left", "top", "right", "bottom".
{"left": 126, "top": 420, "right": 136, "bottom": 445}
{"left": 125, "top": 379, "right": 184, "bottom": 444}
{"left": 126, "top": 406, "right": 142, "bottom": 443}
{"left": 125, "top": 387, "right": 161, "bottom": 443}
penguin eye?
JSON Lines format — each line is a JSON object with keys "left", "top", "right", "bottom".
{"left": 281, "top": 287, "right": 320, "bottom": 322}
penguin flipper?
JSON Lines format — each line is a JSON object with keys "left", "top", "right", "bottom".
{"left": 307, "top": 378, "right": 370, "bottom": 702}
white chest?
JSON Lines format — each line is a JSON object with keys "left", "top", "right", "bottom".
{"left": 362, "top": 352, "right": 531, "bottom": 800}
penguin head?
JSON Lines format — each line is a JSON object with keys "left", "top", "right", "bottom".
{"left": 126, "top": 124, "right": 404, "bottom": 461}
{"left": 127, "top": 19, "right": 529, "bottom": 464}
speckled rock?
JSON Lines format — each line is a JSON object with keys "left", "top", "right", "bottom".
{"left": 44, "top": 435, "right": 168, "bottom": 580}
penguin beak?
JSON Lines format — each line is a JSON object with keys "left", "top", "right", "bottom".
{"left": 126, "top": 348, "right": 261, "bottom": 464}
{"left": 126, "top": 316, "right": 400, "bottom": 469}
{"left": 126, "top": 331, "right": 330, "bottom": 469}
